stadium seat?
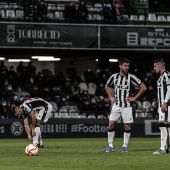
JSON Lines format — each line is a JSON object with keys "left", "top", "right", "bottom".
{"left": 87, "top": 114, "right": 96, "bottom": 119}
{"left": 55, "top": 11, "right": 64, "bottom": 21}
{"left": 139, "top": 15, "right": 147, "bottom": 24}
{"left": 58, "top": 109, "right": 69, "bottom": 118}
{"left": 15, "top": 10, "right": 24, "bottom": 20}
{"left": 167, "top": 16, "right": 170, "bottom": 22}
{"left": 93, "top": 14, "right": 103, "bottom": 21}
{"left": 8, "top": 3, "right": 19, "bottom": 9}
{"left": 69, "top": 111, "right": 79, "bottom": 118}
{"left": 88, "top": 82, "right": 97, "bottom": 96}
{"left": 135, "top": 100, "right": 145, "bottom": 117}
{"left": 130, "top": 15, "right": 139, "bottom": 24}
{"left": 53, "top": 112, "right": 59, "bottom": 118}
{"left": 79, "top": 82, "right": 88, "bottom": 93}
{"left": 157, "top": 15, "right": 166, "bottom": 24}
{"left": 47, "top": 12, "right": 54, "bottom": 20}
{"left": 148, "top": 13, "right": 157, "bottom": 24}
{"left": 143, "top": 100, "right": 152, "bottom": 117}
{"left": 97, "top": 114, "right": 104, "bottom": 119}
{"left": 78, "top": 115, "right": 86, "bottom": 118}
{"left": 50, "top": 102, "right": 58, "bottom": 113}
{"left": 93, "top": 3, "right": 103, "bottom": 12}
{"left": 0, "top": 9, "right": 6, "bottom": 19}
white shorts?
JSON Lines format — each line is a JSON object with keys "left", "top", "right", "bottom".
{"left": 158, "top": 106, "right": 170, "bottom": 122}
{"left": 109, "top": 105, "right": 133, "bottom": 123}
{"left": 35, "top": 103, "right": 53, "bottom": 123}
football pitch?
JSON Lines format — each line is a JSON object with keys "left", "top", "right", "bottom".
{"left": 0, "top": 138, "right": 170, "bottom": 170}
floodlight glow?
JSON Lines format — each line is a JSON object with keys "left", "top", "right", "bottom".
{"left": 8, "top": 59, "right": 30, "bottom": 62}
{"left": 31, "top": 56, "right": 54, "bottom": 59}
{"left": 109, "top": 59, "right": 118, "bottom": 62}
{"left": 38, "top": 58, "right": 61, "bottom": 61}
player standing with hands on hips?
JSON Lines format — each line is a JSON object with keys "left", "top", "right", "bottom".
{"left": 103, "top": 58, "right": 147, "bottom": 153}
{"left": 153, "top": 59, "right": 170, "bottom": 154}
{"left": 11, "top": 97, "right": 52, "bottom": 147}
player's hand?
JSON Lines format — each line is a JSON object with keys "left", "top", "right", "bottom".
{"left": 161, "top": 102, "right": 167, "bottom": 112}
{"left": 32, "top": 129, "right": 36, "bottom": 137}
{"left": 28, "top": 135, "right": 33, "bottom": 141}
{"left": 110, "top": 97, "right": 116, "bottom": 104}
{"left": 126, "top": 97, "right": 135, "bottom": 102}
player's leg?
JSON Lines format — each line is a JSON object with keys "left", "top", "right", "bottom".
{"left": 166, "top": 124, "right": 169, "bottom": 153}
{"left": 103, "top": 105, "right": 120, "bottom": 153}
{"left": 33, "top": 109, "right": 45, "bottom": 147}
{"left": 166, "top": 106, "right": 170, "bottom": 153}
{"left": 43, "top": 103, "right": 53, "bottom": 123}
{"left": 38, "top": 129, "right": 44, "bottom": 148}
{"left": 121, "top": 107, "right": 133, "bottom": 152}
{"left": 153, "top": 107, "right": 167, "bottom": 154}
{"left": 33, "top": 125, "right": 41, "bottom": 146}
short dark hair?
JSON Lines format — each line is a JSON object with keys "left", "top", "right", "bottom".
{"left": 119, "top": 58, "right": 130, "bottom": 65}
{"left": 153, "top": 58, "right": 165, "bottom": 67}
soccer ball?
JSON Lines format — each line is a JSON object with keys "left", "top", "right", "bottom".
{"left": 25, "top": 144, "right": 38, "bottom": 156}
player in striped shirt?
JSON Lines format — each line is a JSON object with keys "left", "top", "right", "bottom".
{"left": 153, "top": 58, "right": 170, "bottom": 154}
{"left": 12, "top": 97, "right": 52, "bottom": 147}
{"left": 103, "top": 58, "right": 147, "bottom": 153}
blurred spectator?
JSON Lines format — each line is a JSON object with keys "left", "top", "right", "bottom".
{"left": 79, "top": 96, "right": 91, "bottom": 116}
{"left": 65, "top": 1, "right": 77, "bottom": 23}
{"left": 36, "top": 0, "right": 48, "bottom": 22}
{"left": 34, "top": 71, "right": 44, "bottom": 89}
{"left": 101, "top": 96, "right": 111, "bottom": 117}
{"left": 23, "top": 0, "right": 31, "bottom": 21}
{"left": 60, "top": 79, "right": 73, "bottom": 98}
{"left": 16, "top": 61, "right": 28, "bottom": 86}
{"left": 0, "top": 100, "right": 8, "bottom": 118}
{"left": 39, "top": 86, "right": 51, "bottom": 101}
{"left": 72, "top": 80, "right": 81, "bottom": 93}
{"left": 8, "top": 66, "right": 18, "bottom": 91}
{"left": 103, "top": 5, "right": 114, "bottom": 24}
{"left": 26, "top": 62, "right": 36, "bottom": 79}
{"left": 29, "top": 84, "right": 40, "bottom": 97}
{"left": 54, "top": 72, "right": 66, "bottom": 87}
{"left": 68, "top": 89, "right": 81, "bottom": 107}
{"left": 43, "top": 71, "right": 55, "bottom": 88}
{"left": 50, "top": 86, "right": 62, "bottom": 109}
{"left": 2, "top": 84, "right": 14, "bottom": 102}
{"left": 67, "top": 61, "right": 77, "bottom": 83}
{"left": 80, "top": 90, "right": 90, "bottom": 102}
{"left": 89, "top": 96, "right": 101, "bottom": 116}
{"left": 77, "top": 0, "right": 88, "bottom": 23}
{"left": 0, "top": 61, "right": 8, "bottom": 83}
{"left": 112, "top": 0, "right": 129, "bottom": 24}
{"left": 96, "top": 82, "right": 107, "bottom": 96}
{"left": 84, "top": 67, "right": 96, "bottom": 84}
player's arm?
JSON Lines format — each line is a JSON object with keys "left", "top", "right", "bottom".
{"left": 24, "top": 117, "right": 32, "bottom": 141}
{"left": 128, "top": 83, "right": 147, "bottom": 102}
{"left": 161, "top": 85, "right": 170, "bottom": 112}
{"left": 29, "top": 110, "right": 37, "bottom": 137}
{"left": 105, "top": 84, "right": 116, "bottom": 104}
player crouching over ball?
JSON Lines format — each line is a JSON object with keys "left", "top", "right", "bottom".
{"left": 11, "top": 97, "right": 52, "bottom": 148}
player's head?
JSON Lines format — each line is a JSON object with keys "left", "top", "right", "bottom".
{"left": 119, "top": 58, "right": 130, "bottom": 75}
{"left": 153, "top": 58, "right": 165, "bottom": 74}
{"left": 10, "top": 105, "right": 23, "bottom": 117}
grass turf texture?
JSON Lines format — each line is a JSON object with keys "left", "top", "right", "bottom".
{"left": 0, "top": 138, "right": 169, "bottom": 170}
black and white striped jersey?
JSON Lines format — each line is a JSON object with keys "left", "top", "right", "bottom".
{"left": 106, "top": 73, "right": 142, "bottom": 107}
{"left": 157, "top": 71, "right": 170, "bottom": 107}
{"left": 20, "top": 97, "right": 49, "bottom": 119}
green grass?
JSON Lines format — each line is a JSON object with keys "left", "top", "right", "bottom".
{"left": 0, "top": 138, "right": 169, "bottom": 170}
